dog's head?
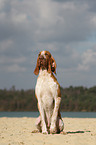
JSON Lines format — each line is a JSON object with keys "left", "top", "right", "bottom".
{"left": 34, "top": 51, "right": 56, "bottom": 75}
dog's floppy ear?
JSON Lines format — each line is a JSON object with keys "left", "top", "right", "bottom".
{"left": 48, "top": 55, "right": 57, "bottom": 74}
{"left": 34, "top": 57, "right": 40, "bottom": 75}
{"left": 48, "top": 58, "right": 52, "bottom": 74}
{"left": 51, "top": 55, "right": 56, "bottom": 74}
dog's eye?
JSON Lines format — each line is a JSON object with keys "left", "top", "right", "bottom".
{"left": 45, "top": 53, "right": 48, "bottom": 56}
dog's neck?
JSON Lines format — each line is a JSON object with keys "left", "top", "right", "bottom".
{"left": 39, "top": 69, "right": 51, "bottom": 76}
{"left": 40, "top": 67, "right": 47, "bottom": 71}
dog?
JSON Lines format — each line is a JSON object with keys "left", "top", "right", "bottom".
{"left": 34, "top": 50, "right": 64, "bottom": 134}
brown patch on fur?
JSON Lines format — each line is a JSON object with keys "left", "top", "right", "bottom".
{"left": 51, "top": 73, "right": 61, "bottom": 97}
{"left": 51, "top": 55, "right": 56, "bottom": 74}
{"left": 34, "top": 57, "right": 40, "bottom": 75}
{"left": 51, "top": 73, "right": 62, "bottom": 120}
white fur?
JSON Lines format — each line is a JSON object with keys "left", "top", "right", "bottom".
{"left": 35, "top": 70, "right": 61, "bottom": 134}
{"left": 41, "top": 51, "right": 46, "bottom": 58}
{"left": 41, "top": 51, "right": 45, "bottom": 56}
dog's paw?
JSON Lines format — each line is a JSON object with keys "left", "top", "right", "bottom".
{"left": 42, "top": 126, "right": 48, "bottom": 134}
{"left": 50, "top": 126, "right": 57, "bottom": 134}
{"left": 42, "top": 130, "right": 48, "bottom": 134}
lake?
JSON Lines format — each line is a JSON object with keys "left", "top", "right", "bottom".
{"left": 0, "top": 112, "right": 96, "bottom": 118}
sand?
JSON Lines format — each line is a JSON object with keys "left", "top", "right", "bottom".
{"left": 0, "top": 117, "right": 96, "bottom": 145}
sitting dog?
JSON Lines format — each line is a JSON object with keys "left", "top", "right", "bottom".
{"left": 34, "top": 50, "right": 64, "bottom": 134}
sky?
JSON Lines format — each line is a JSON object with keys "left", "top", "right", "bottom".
{"left": 0, "top": 0, "right": 96, "bottom": 90}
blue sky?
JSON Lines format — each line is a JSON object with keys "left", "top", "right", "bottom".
{"left": 0, "top": 0, "right": 96, "bottom": 89}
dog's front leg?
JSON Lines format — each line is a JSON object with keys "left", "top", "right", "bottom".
{"left": 38, "top": 100, "right": 48, "bottom": 134}
{"left": 50, "top": 97, "right": 61, "bottom": 134}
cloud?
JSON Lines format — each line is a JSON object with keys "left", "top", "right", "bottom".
{"left": 4, "top": 64, "right": 26, "bottom": 73}
{"left": 0, "top": 55, "right": 27, "bottom": 73}
{"left": 0, "top": 39, "right": 13, "bottom": 51}
{"left": 0, "top": 0, "right": 96, "bottom": 49}
{"left": 0, "top": 55, "right": 26, "bottom": 64}
{"left": 78, "top": 47, "right": 96, "bottom": 71}
{"left": 0, "top": 0, "right": 96, "bottom": 89}
{"left": 55, "top": 46, "right": 80, "bottom": 71}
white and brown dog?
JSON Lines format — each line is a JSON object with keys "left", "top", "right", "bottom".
{"left": 34, "top": 50, "right": 64, "bottom": 134}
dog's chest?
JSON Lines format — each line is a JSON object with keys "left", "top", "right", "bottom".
{"left": 35, "top": 70, "right": 58, "bottom": 102}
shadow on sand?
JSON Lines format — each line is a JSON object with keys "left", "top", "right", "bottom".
{"left": 67, "top": 130, "right": 91, "bottom": 134}
{"left": 31, "top": 130, "right": 91, "bottom": 135}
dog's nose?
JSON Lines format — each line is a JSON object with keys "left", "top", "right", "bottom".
{"left": 39, "top": 55, "right": 44, "bottom": 60}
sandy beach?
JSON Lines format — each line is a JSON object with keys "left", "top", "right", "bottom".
{"left": 0, "top": 117, "right": 96, "bottom": 145}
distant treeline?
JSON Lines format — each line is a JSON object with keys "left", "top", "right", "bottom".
{"left": 0, "top": 86, "right": 96, "bottom": 112}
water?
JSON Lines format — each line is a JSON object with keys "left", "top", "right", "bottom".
{"left": 0, "top": 112, "right": 96, "bottom": 118}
